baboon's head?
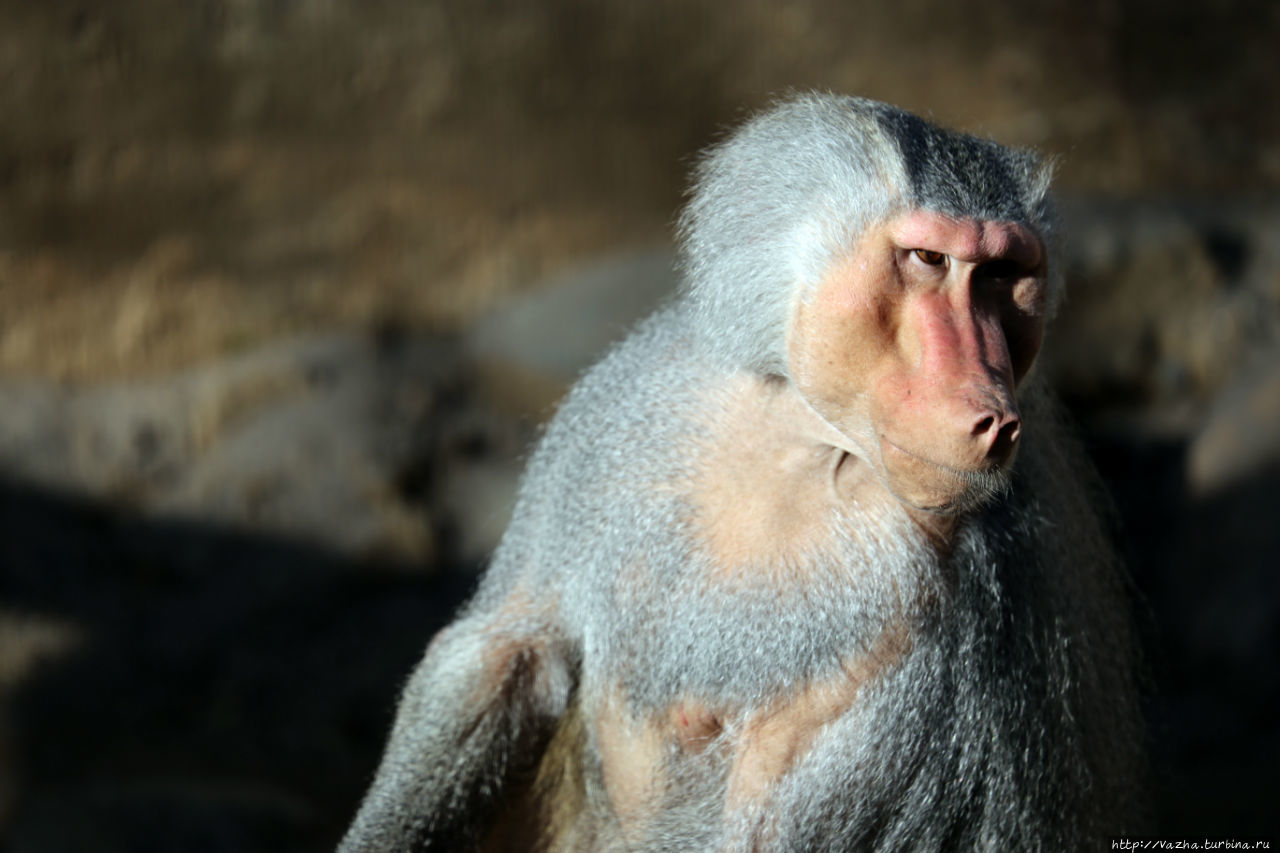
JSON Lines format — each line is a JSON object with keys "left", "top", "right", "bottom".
{"left": 681, "top": 93, "right": 1056, "bottom": 513}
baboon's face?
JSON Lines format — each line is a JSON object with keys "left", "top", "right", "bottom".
{"left": 787, "top": 209, "right": 1048, "bottom": 513}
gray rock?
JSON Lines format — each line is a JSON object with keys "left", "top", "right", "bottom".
{"left": 0, "top": 333, "right": 457, "bottom": 561}
{"left": 1188, "top": 346, "right": 1280, "bottom": 497}
{"left": 466, "top": 247, "right": 677, "bottom": 383}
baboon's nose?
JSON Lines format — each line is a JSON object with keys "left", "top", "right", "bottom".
{"left": 971, "top": 409, "right": 1021, "bottom": 464}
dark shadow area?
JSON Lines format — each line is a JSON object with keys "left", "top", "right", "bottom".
{"left": 0, "top": 475, "right": 477, "bottom": 853}
{"left": 1085, "top": 426, "right": 1280, "bottom": 838}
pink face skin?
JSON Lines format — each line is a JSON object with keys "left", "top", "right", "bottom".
{"left": 787, "top": 209, "right": 1049, "bottom": 516}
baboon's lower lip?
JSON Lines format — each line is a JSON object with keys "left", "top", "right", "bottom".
{"left": 879, "top": 436, "right": 1012, "bottom": 514}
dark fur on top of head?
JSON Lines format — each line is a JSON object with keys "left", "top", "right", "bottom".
{"left": 677, "top": 93, "right": 1060, "bottom": 376}
{"left": 868, "top": 101, "right": 1055, "bottom": 229}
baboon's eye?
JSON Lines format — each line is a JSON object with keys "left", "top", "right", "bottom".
{"left": 913, "top": 249, "right": 946, "bottom": 266}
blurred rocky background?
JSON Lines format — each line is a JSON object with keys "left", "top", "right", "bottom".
{"left": 0, "top": 1, "right": 1277, "bottom": 849}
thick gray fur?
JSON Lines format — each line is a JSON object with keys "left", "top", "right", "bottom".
{"left": 339, "top": 93, "right": 1143, "bottom": 851}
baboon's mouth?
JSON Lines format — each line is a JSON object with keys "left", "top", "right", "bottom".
{"left": 880, "top": 437, "right": 1008, "bottom": 477}
{"left": 880, "top": 437, "right": 1013, "bottom": 513}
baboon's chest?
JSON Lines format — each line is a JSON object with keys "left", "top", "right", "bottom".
{"left": 687, "top": 392, "right": 843, "bottom": 572}
{"left": 684, "top": 373, "right": 913, "bottom": 575}
{"left": 593, "top": 623, "right": 909, "bottom": 827}
{"left": 689, "top": 444, "right": 842, "bottom": 571}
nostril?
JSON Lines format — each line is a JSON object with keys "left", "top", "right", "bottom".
{"left": 998, "top": 419, "right": 1021, "bottom": 445}
{"left": 969, "top": 406, "right": 1022, "bottom": 459}
{"left": 973, "top": 412, "right": 1022, "bottom": 461}
{"left": 985, "top": 418, "right": 1022, "bottom": 462}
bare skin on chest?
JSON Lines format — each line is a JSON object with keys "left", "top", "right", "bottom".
{"left": 688, "top": 372, "right": 911, "bottom": 573}
{"left": 593, "top": 631, "right": 911, "bottom": 835}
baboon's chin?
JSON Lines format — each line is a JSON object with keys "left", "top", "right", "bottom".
{"left": 886, "top": 461, "right": 1013, "bottom": 516}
